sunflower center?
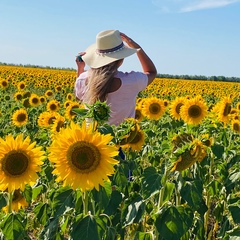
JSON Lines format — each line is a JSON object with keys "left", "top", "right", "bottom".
{"left": 223, "top": 103, "right": 231, "bottom": 116}
{"left": 48, "top": 117, "right": 56, "bottom": 125}
{"left": 149, "top": 103, "right": 161, "bottom": 114}
{"left": 56, "top": 121, "right": 64, "bottom": 132}
{"left": 188, "top": 105, "right": 202, "bottom": 118}
{"left": 68, "top": 141, "right": 100, "bottom": 173}
{"left": 233, "top": 122, "right": 240, "bottom": 132}
{"left": 176, "top": 103, "right": 184, "bottom": 114}
{"left": 32, "top": 98, "right": 39, "bottom": 104}
{"left": 2, "top": 150, "right": 29, "bottom": 176}
{"left": 17, "top": 113, "right": 27, "bottom": 122}
{"left": 50, "top": 104, "right": 57, "bottom": 111}
{"left": 129, "top": 131, "right": 142, "bottom": 144}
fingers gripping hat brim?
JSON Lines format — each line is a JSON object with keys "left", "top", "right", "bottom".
{"left": 82, "top": 43, "right": 137, "bottom": 68}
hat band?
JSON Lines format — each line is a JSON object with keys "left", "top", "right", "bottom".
{"left": 96, "top": 42, "right": 124, "bottom": 54}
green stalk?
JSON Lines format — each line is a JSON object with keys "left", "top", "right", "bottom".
{"left": 82, "top": 191, "right": 89, "bottom": 215}
{"left": 204, "top": 152, "right": 214, "bottom": 236}
{"left": 8, "top": 191, "right": 13, "bottom": 213}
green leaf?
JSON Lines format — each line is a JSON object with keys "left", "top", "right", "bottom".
{"left": 23, "top": 184, "right": 32, "bottom": 204}
{"left": 0, "top": 213, "right": 29, "bottom": 240}
{"left": 32, "top": 185, "right": 44, "bottom": 200}
{"left": 213, "top": 201, "right": 224, "bottom": 222}
{"left": 228, "top": 197, "right": 240, "bottom": 224}
{"left": 40, "top": 217, "right": 61, "bottom": 240}
{"left": 52, "top": 187, "right": 75, "bottom": 218}
{"left": 134, "top": 231, "right": 152, "bottom": 240}
{"left": 180, "top": 180, "right": 207, "bottom": 216}
{"left": 104, "top": 190, "right": 123, "bottom": 216}
{"left": 104, "top": 226, "right": 117, "bottom": 240}
{"left": 0, "top": 193, "right": 7, "bottom": 209}
{"left": 155, "top": 206, "right": 193, "bottom": 240}
{"left": 71, "top": 108, "right": 88, "bottom": 117}
{"left": 70, "top": 214, "right": 100, "bottom": 240}
{"left": 226, "top": 226, "right": 240, "bottom": 238}
{"left": 91, "top": 184, "right": 111, "bottom": 210}
{"left": 124, "top": 198, "right": 145, "bottom": 227}
{"left": 34, "top": 202, "right": 51, "bottom": 225}
{"left": 211, "top": 144, "right": 224, "bottom": 159}
{"left": 162, "top": 182, "right": 175, "bottom": 204}
{"left": 208, "top": 179, "right": 223, "bottom": 197}
{"left": 142, "top": 167, "right": 162, "bottom": 199}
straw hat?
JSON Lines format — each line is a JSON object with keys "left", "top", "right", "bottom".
{"left": 82, "top": 30, "right": 137, "bottom": 68}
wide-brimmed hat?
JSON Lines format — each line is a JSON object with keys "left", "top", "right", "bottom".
{"left": 82, "top": 30, "right": 137, "bottom": 68}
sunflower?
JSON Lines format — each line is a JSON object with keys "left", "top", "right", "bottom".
{"left": 17, "top": 81, "right": 26, "bottom": 91}
{"left": 121, "top": 128, "right": 145, "bottom": 152}
{"left": 0, "top": 79, "right": 8, "bottom": 89}
{"left": 180, "top": 97, "right": 208, "bottom": 125}
{"left": 47, "top": 99, "right": 60, "bottom": 112}
{"left": 169, "top": 97, "right": 186, "bottom": 120}
{"left": 217, "top": 96, "right": 232, "bottom": 124}
{"left": 29, "top": 94, "right": 40, "bottom": 107}
{"left": 64, "top": 100, "right": 72, "bottom": 108}
{"left": 14, "top": 92, "right": 23, "bottom": 101}
{"left": 142, "top": 97, "right": 166, "bottom": 120}
{"left": 135, "top": 107, "right": 144, "bottom": 122}
{"left": 48, "top": 121, "right": 119, "bottom": 191}
{"left": 171, "top": 139, "right": 207, "bottom": 172}
{"left": 66, "top": 93, "right": 74, "bottom": 101}
{"left": 12, "top": 109, "right": 28, "bottom": 127}
{"left": 50, "top": 115, "right": 65, "bottom": 134}
{"left": 236, "top": 102, "right": 240, "bottom": 111}
{"left": 22, "top": 98, "right": 31, "bottom": 108}
{"left": 39, "top": 96, "right": 46, "bottom": 103}
{"left": 55, "top": 85, "right": 62, "bottom": 92}
{"left": 37, "top": 111, "right": 60, "bottom": 127}
{"left": 118, "top": 118, "right": 145, "bottom": 151}
{"left": 231, "top": 120, "right": 240, "bottom": 134}
{"left": 0, "top": 134, "right": 45, "bottom": 192}
{"left": 2, "top": 189, "right": 28, "bottom": 213}
{"left": 65, "top": 102, "right": 81, "bottom": 120}
{"left": 45, "top": 90, "right": 54, "bottom": 98}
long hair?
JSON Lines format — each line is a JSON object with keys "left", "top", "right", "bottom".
{"left": 83, "top": 59, "right": 122, "bottom": 104}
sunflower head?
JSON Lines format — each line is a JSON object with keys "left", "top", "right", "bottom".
{"left": 0, "top": 134, "right": 45, "bottom": 192}
{"left": 231, "top": 120, "right": 240, "bottom": 134}
{"left": 180, "top": 97, "right": 208, "bottom": 125}
{"left": 12, "top": 109, "right": 28, "bottom": 127}
{"left": 90, "top": 100, "right": 111, "bottom": 124}
{"left": 171, "top": 139, "right": 207, "bottom": 172}
{"left": 48, "top": 121, "right": 119, "bottom": 191}
{"left": 142, "top": 97, "right": 166, "bottom": 120}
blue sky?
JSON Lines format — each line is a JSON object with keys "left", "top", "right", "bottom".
{"left": 0, "top": 0, "right": 240, "bottom": 77}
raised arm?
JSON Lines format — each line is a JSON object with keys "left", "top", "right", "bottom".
{"left": 120, "top": 32, "right": 157, "bottom": 85}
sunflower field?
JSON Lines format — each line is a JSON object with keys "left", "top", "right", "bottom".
{"left": 0, "top": 65, "right": 240, "bottom": 240}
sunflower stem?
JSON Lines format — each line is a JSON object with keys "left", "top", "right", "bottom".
{"left": 8, "top": 191, "right": 13, "bottom": 213}
{"left": 83, "top": 191, "right": 89, "bottom": 215}
{"left": 204, "top": 151, "right": 214, "bottom": 236}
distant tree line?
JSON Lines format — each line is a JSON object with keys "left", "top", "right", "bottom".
{"left": 1, "top": 62, "right": 239, "bottom": 82}
{"left": 0, "top": 62, "right": 75, "bottom": 71}
{"left": 157, "top": 73, "right": 240, "bottom": 82}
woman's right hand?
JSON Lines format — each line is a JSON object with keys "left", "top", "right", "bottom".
{"left": 120, "top": 32, "right": 140, "bottom": 49}
{"left": 76, "top": 52, "right": 86, "bottom": 77}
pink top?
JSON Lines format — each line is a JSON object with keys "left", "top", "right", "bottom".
{"left": 74, "top": 70, "right": 148, "bottom": 125}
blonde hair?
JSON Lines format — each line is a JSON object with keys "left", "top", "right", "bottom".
{"left": 83, "top": 59, "right": 122, "bottom": 104}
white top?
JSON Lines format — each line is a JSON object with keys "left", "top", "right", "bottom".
{"left": 74, "top": 70, "right": 148, "bottom": 125}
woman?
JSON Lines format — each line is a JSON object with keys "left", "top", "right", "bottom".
{"left": 74, "top": 29, "right": 157, "bottom": 126}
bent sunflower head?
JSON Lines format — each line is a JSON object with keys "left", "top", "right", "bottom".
{"left": 48, "top": 121, "right": 119, "bottom": 191}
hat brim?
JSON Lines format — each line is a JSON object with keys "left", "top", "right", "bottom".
{"left": 82, "top": 43, "right": 138, "bottom": 68}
